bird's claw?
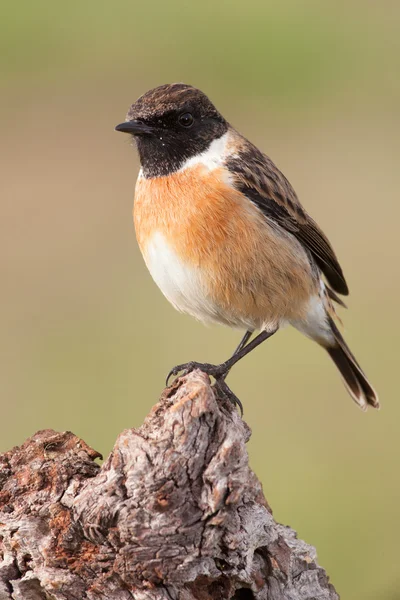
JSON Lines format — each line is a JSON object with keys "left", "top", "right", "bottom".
{"left": 214, "top": 379, "right": 244, "bottom": 415}
{"left": 165, "top": 361, "right": 243, "bottom": 415}
{"left": 166, "top": 361, "right": 226, "bottom": 386}
{"left": 166, "top": 362, "right": 194, "bottom": 386}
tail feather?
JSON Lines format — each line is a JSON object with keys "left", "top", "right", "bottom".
{"left": 326, "top": 285, "right": 347, "bottom": 309}
{"left": 327, "top": 317, "right": 379, "bottom": 410}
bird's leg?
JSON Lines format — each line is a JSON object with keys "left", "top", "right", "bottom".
{"left": 166, "top": 329, "right": 277, "bottom": 413}
{"left": 220, "top": 330, "right": 253, "bottom": 382}
{"left": 166, "top": 328, "right": 277, "bottom": 386}
{"left": 166, "top": 330, "right": 253, "bottom": 386}
{"left": 212, "top": 331, "right": 253, "bottom": 413}
{"left": 232, "top": 330, "right": 254, "bottom": 358}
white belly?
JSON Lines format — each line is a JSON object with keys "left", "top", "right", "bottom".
{"left": 143, "top": 231, "right": 254, "bottom": 329}
{"left": 143, "top": 231, "right": 216, "bottom": 323}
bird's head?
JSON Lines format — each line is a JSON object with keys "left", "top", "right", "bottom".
{"left": 115, "top": 83, "right": 228, "bottom": 178}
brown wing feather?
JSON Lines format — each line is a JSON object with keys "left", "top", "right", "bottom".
{"left": 226, "top": 136, "right": 349, "bottom": 296}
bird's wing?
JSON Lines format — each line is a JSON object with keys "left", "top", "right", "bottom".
{"left": 226, "top": 141, "right": 349, "bottom": 296}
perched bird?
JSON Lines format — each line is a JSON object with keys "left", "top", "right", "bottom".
{"left": 115, "top": 83, "right": 379, "bottom": 411}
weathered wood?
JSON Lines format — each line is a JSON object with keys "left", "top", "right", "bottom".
{"left": 0, "top": 371, "right": 339, "bottom": 599}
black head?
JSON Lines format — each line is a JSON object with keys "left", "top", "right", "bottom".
{"left": 115, "top": 83, "right": 228, "bottom": 178}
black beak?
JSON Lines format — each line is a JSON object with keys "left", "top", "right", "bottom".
{"left": 115, "top": 120, "right": 154, "bottom": 135}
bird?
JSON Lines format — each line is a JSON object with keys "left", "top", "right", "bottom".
{"left": 115, "top": 83, "right": 379, "bottom": 412}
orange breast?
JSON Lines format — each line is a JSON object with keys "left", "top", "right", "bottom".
{"left": 134, "top": 165, "right": 316, "bottom": 328}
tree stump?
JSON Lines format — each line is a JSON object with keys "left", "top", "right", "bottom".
{"left": 0, "top": 371, "right": 339, "bottom": 599}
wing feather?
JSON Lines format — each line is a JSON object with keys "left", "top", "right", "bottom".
{"left": 226, "top": 140, "right": 349, "bottom": 296}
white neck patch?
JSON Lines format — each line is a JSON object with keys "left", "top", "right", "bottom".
{"left": 177, "top": 131, "right": 230, "bottom": 173}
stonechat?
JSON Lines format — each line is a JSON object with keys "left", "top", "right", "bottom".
{"left": 116, "top": 83, "right": 379, "bottom": 411}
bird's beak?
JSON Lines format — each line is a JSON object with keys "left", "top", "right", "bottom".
{"left": 115, "top": 120, "right": 154, "bottom": 135}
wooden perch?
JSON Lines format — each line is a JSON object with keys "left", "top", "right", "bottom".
{"left": 0, "top": 371, "right": 339, "bottom": 599}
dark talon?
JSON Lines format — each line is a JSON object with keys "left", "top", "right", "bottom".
{"left": 214, "top": 379, "right": 244, "bottom": 416}
{"left": 166, "top": 363, "right": 192, "bottom": 386}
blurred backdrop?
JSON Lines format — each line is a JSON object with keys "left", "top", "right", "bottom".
{"left": 1, "top": 1, "right": 399, "bottom": 597}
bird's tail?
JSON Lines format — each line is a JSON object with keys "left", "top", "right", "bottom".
{"left": 326, "top": 316, "right": 379, "bottom": 411}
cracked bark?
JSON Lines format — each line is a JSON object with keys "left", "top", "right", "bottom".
{"left": 0, "top": 371, "right": 339, "bottom": 600}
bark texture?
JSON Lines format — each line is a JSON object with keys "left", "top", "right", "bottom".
{"left": 0, "top": 371, "right": 339, "bottom": 599}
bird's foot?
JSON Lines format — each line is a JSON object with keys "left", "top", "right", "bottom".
{"left": 166, "top": 361, "right": 243, "bottom": 414}
{"left": 213, "top": 379, "right": 243, "bottom": 415}
{"left": 166, "top": 361, "right": 228, "bottom": 386}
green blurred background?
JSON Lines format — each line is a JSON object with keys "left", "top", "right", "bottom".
{"left": 1, "top": 1, "right": 399, "bottom": 597}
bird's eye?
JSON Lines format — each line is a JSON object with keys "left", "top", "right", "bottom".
{"left": 178, "top": 113, "right": 194, "bottom": 128}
